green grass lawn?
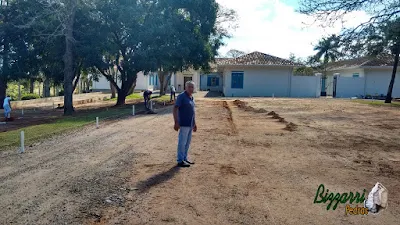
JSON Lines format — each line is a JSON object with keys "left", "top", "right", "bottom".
{"left": 106, "top": 93, "right": 172, "bottom": 102}
{"left": 0, "top": 106, "right": 133, "bottom": 149}
{"left": 353, "top": 99, "right": 400, "bottom": 107}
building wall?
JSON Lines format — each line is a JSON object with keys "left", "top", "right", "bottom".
{"left": 290, "top": 75, "right": 321, "bottom": 98}
{"left": 325, "top": 68, "right": 365, "bottom": 96}
{"left": 365, "top": 68, "right": 400, "bottom": 97}
{"left": 222, "top": 66, "right": 292, "bottom": 97}
{"left": 327, "top": 68, "right": 365, "bottom": 77}
{"left": 174, "top": 69, "right": 200, "bottom": 92}
{"left": 92, "top": 74, "right": 122, "bottom": 91}
{"left": 335, "top": 77, "right": 366, "bottom": 98}
{"left": 200, "top": 74, "right": 223, "bottom": 91}
{"left": 325, "top": 68, "right": 400, "bottom": 98}
{"left": 93, "top": 72, "right": 177, "bottom": 92}
{"left": 135, "top": 71, "right": 148, "bottom": 90}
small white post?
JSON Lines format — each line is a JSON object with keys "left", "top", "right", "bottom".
{"left": 150, "top": 100, "right": 154, "bottom": 110}
{"left": 96, "top": 117, "right": 99, "bottom": 129}
{"left": 21, "top": 109, "right": 24, "bottom": 116}
{"left": 132, "top": 105, "right": 135, "bottom": 116}
{"left": 52, "top": 101, "right": 55, "bottom": 109}
{"left": 163, "top": 101, "right": 165, "bottom": 106}
{"left": 20, "top": 131, "right": 25, "bottom": 153}
{"left": 272, "top": 93, "right": 275, "bottom": 99}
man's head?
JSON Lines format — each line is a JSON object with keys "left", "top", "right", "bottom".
{"left": 185, "top": 81, "right": 195, "bottom": 94}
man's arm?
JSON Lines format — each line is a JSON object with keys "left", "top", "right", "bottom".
{"left": 173, "top": 106, "right": 179, "bottom": 124}
{"left": 173, "top": 95, "right": 181, "bottom": 131}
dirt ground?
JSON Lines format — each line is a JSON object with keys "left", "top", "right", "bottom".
{"left": 0, "top": 97, "right": 399, "bottom": 225}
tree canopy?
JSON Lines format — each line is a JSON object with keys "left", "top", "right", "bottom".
{"left": 1, "top": 0, "right": 235, "bottom": 111}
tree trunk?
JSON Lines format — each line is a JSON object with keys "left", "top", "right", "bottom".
{"left": 63, "top": 3, "right": 76, "bottom": 115}
{"left": 116, "top": 89, "right": 127, "bottom": 106}
{"left": 0, "top": 78, "right": 6, "bottom": 109}
{"left": 73, "top": 71, "right": 81, "bottom": 93}
{"left": 158, "top": 70, "right": 168, "bottom": 96}
{"left": 43, "top": 78, "right": 51, "bottom": 97}
{"left": 127, "top": 82, "right": 136, "bottom": 95}
{"left": 29, "top": 78, "right": 35, "bottom": 93}
{"left": 110, "top": 81, "right": 116, "bottom": 98}
{"left": 1, "top": 23, "right": 9, "bottom": 109}
{"left": 385, "top": 47, "right": 400, "bottom": 103}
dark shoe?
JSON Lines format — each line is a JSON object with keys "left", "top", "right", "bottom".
{"left": 184, "top": 160, "right": 195, "bottom": 165}
{"left": 177, "top": 161, "right": 191, "bottom": 167}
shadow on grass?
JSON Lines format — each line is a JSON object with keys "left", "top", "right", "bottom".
{"left": 136, "top": 166, "right": 181, "bottom": 194}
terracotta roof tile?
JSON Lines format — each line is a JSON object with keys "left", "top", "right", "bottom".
{"left": 216, "top": 51, "right": 301, "bottom": 66}
{"left": 327, "top": 55, "right": 396, "bottom": 70}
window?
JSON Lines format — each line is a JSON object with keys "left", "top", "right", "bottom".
{"left": 352, "top": 73, "right": 360, "bottom": 78}
{"left": 149, "top": 74, "right": 157, "bottom": 85}
{"left": 207, "top": 76, "right": 219, "bottom": 87}
{"left": 231, "top": 71, "right": 244, "bottom": 89}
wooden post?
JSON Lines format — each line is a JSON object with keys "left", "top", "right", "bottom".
{"left": 20, "top": 131, "right": 25, "bottom": 153}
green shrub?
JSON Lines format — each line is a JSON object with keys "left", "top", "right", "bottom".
{"left": 6, "top": 83, "right": 27, "bottom": 100}
{"left": 21, "top": 93, "right": 40, "bottom": 100}
{"left": 58, "top": 90, "right": 64, "bottom": 96}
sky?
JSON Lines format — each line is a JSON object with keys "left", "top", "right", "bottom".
{"left": 216, "top": 0, "right": 371, "bottom": 59}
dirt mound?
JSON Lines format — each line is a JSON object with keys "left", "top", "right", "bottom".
{"left": 272, "top": 114, "right": 281, "bottom": 119}
{"left": 284, "top": 122, "right": 297, "bottom": 131}
{"left": 268, "top": 111, "right": 276, "bottom": 116}
{"left": 233, "top": 100, "right": 267, "bottom": 113}
{"left": 254, "top": 108, "right": 267, "bottom": 113}
{"left": 233, "top": 100, "right": 247, "bottom": 108}
{"left": 278, "top": 118, "right": 286, "bottom": 123}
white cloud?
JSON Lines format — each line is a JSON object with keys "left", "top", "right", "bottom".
{"left": 216, "top": 0, "right": 370, "bottom": 59}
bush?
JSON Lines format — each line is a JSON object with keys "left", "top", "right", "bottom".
{"left": 58, "top": 90, "right": 64, "bottom": 96}
{"left": 6, "top": 83, "right": 27, "bottom": 100}
{"left": 21, "top": 93, "right": 40, "bottom": 100}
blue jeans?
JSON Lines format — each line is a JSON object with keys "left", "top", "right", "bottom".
{"left": 177, "top": 126, "right": 193, "bottom": 163}
{"left": 3, "top": 105, "right": 11, "bottom": 118}
{"left": 144, "top": 97, "right": 149, "bottom": 109}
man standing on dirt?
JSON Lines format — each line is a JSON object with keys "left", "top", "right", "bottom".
{"left": 3, "top": 95, "right": 12, "bottom": 121}
{"left": 143, "top": 90, "right": 152, "bottom": 110}
{"left": 173, "top": 81, "right": 197, "bottom": 167}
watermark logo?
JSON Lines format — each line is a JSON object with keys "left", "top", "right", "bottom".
{"left": 314, "top": 183, "right": 388, "bottom": 215}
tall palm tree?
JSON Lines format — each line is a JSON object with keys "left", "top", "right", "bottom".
{"left": 313, "top": 35, "right": 341, "bottom": 64}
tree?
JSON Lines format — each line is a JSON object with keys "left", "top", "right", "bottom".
{"left": 289, "top": 53, "right": 315, "bottom": 76}
{"left": 359, "top": 19, "right": 400, "bottom": 103}
{"left": 313, "top": 35, "right": 341, "bottom": 64}
{"left": 142, "top": 0, "right": 230, "bottom": 96}
{"left": 299, "top": 0, "right": 400, "bottom": 102}
{"left": 1, "top": 0, "right": 41, "bottom": 107}
{"left": 89, "top": 0, "right": 156, "bottom": 105}
{"left": 226, "top": 49, "right": 245, "bottom": 58}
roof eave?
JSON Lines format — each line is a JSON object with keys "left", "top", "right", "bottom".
{"left": 217, "top": 64, "right": 296, "bottom": 68}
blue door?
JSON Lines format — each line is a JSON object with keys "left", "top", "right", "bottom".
{"left": 231, "top": 72, "right": 244, "bottom": 89}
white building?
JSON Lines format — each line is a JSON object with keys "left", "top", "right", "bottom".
{"left": 324, "top": 56, "right": 400, "bottom": 98}
{"left": 216, "top": 52, "right": 321, "bottom": 98}
{"left": 92, "top": 51, "right": 323, "bottom": 98}
{"left": 93, "top": 70, "right": 200, "bottom": 93}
